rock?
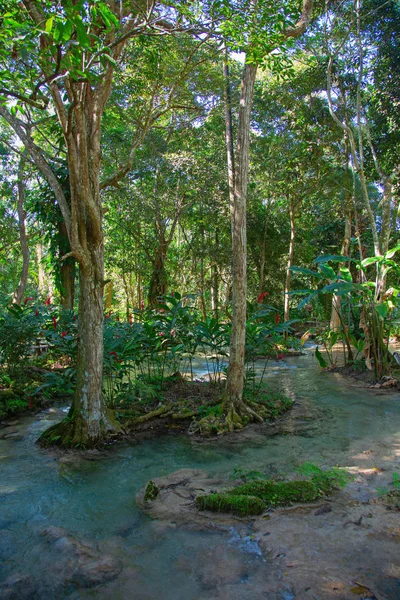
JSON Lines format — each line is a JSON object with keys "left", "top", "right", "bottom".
{"left": 0, "top": 574, "right": 36, "bottom": 600}
{"left": 0, "top": 430, "right": 23, "bottom": 441}
{"left": 381, "top": 378, "right": 397, "bottom": 388}
{"left": 136, "top": 469, "right": 236, "bottom": 529}
{"left": 314, "top": 504, "right": 333, "bottom": 516}
{"left": 194, "top": 545, "right": 248, "bottom": 589}
{"left": 41, "top": 526, "right": 122, "bottom": 588}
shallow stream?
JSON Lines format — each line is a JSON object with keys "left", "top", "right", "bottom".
{"left": 1, "top": 352, "right": 400, "bottom": 599}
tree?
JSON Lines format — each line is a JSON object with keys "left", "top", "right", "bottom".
{"left": 221, "top": 0, "right": 315, "bottom": 430}
{"left": 0, "top": 1, "right": 215, "bottom": 446}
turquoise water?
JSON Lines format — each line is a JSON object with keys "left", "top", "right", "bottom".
{"left": 1, "top": 353, "right": 400, "bottom": 598}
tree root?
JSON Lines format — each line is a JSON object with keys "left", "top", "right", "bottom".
{"left": 125, "top": 404, "right": 201, "bottom": 429}
{"left": 190, "top": 396, "right": 269, "bottom": 436}
{"left": 38, "top": 407, "right": 123, "bottom": 449}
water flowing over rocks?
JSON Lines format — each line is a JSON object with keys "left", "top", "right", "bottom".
{"left": 137, "top": 440, "right": 400, "bottom": 599}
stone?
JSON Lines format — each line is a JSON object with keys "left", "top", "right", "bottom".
{"left": 41, "top": 526, "right": 122, "bottom": 588}
{"left": 0, "top": 574, "right": 36, "bottom": 600}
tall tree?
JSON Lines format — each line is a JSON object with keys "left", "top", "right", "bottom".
{"left": 222, "top": 0, "right": 315, "bottom": 430}
{"left": 0, "top": 1, "right": 214, "bottom": 446}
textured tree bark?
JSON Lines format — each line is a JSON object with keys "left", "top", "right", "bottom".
{"left": 211, "top": 228, "right": 219, "bottom": 320}
{"left": 330, "top": 207, "right": 352, "bottom": 331}
{"left": 13, "top": 160, "right": 30, "bottom": 305}
{"left": 224, "top": 61, "right": 258, "bottom": 424}
{"left": 36, "top": 244, "right": 46, "bottom": 297}
{"left": 60, "top": 261, "right": 75, "bottom": 310}
{"left": 284, "top": 199, "right": 295, "bottom": 324}
{"left": 58, "top": 221, "right": 75, "bottom": 310}
{"left": 258, "top": 209, "right": 268, "bottom": 297}
{"left": 148, "top": 246, "right": 168, "bottom": 305}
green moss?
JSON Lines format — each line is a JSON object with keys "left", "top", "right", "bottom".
{"left": 144, "top": 480, "right": 160, "bottom": 502}
{"left": 231, "top": 479, "right": 319, "bottom": 506}
{"left": 296, "top": 463, "right": 352, "bottom": 495}
{"left": 195, "top": 493, "right": 265, "bottom": 516}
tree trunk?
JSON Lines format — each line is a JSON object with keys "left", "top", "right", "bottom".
{"left": 59, "top": 261, "right": 75, "bottom": 310}
{"left": 58, "top": 221, "right": 75, "bottom": 310}
{"left": 224, "top": 61, "right": 258, "bottom": 423}
{"left": 68, "top": 261, "right": 117, "bottom": 445}
{"left": 13, "top": 160, "right": 30, "bottom": 305}
{"left": 258, "top": 209, "right": 268, "bottom": 297}
{"left": 148, "top": 247, "right": 168, "bottom": 305}
{"left": 40, "top": 86, "right": 122, "bottom": 447}
{"left": 284, "top": 199, "right": 295, "bottom": 324}
{"left": 36, "top": 243, "right": 46, "bottom": 297}
{"left": 211, "top": 228, "right": 219, "bottom": 320}
{"left": 330, "top": 207, "right": 351, "bottom": 330}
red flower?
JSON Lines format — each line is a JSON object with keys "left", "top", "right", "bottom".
{"left": 44, "top": 297, "right": 51, "bottom": 305}
{"left": 257, "top": 291, "right": 269, "bottom": 303}
{"left": 24, "top": 297, "right": 34, "bottom": 305}
{"left": 35, "top": 309, "right": 39, "bottom": 317}
{"left": 52, "top": 316, "right": 57, "bottom": 329}
{"left": 275, "top": 314, "right": 280, "bottom": 324}
{"left": 277, "top": 354, "right": 284, "bottom": 360}
{"left": 61, "top": 331, "right": 67, "bottom": 338}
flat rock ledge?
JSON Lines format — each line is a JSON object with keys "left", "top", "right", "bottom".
{"left": 137, "top": 463, "right": 400, "bottom": 600}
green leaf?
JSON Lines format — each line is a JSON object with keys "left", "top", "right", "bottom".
{"left": 319, "top": 264, "right": 336, "bottom": 279}
{"left": 339, "top": 267, "right": 353, "bottom": 283}
{"left": 361, "top": 256, "right": 379, "bottom": 267}
{"left": 375, "top": 302, "right": 389, "bottom": 319}
{"left": 385, "top": 245, "right": 400, "bottom": 259}
{"left": 320, "top": 281, "right": 357, "bottom": 294}
{"left": 289, "top": 266, "right": 322, "bottom": 278}
{"left": 75, "top": 20, "right": 90, "bottom": 47}
{"left": 314, "top": 255, "right": 354, "bottom": 264}
{"left": 315, "top": 346, "right": 328, "bottom": 368}
{"left": 297, "top": 292, "right": 318, "bottom": 310}
{"left": 45, "top": 17, "right": 54, "bottom": 33}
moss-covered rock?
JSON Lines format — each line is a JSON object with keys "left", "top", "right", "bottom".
{"left": 232, "top": 479, "right": 319, "bottom": 507}
{"left": 195, "top": 493, "right": 265, "bottom": 516}
{"left": 144, "top": 480, "right": 160, "bottom": 502}
{"left": 195, "top": 479, "right": 321, "bottom": 517}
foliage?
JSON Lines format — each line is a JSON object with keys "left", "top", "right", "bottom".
{"left": 0, "top": 304, "right": 41, "bottom": 375}
{"left": 291, "top": 249, "right": 400, "bottom": 378}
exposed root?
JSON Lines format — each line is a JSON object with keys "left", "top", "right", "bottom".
{"left": 38, "top": 407, "right": 123, "bottom": 449}
{"left": 125, "top": 404, "right": 201, "bottom": 429}
{"left": 191, "top": 395, "right": 270, "bottom": 436}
